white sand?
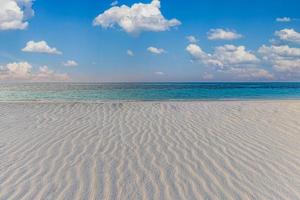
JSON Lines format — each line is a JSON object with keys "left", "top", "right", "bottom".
{"left": 0, "top": 101, "right": 300, "bottom": 200}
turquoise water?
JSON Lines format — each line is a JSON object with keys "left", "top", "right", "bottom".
{"left": 0, "top": 82, "right": 300, "bottom": 101}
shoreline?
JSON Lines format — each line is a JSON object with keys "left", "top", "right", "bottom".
{"left": 0, "top": 98, "right": 300, "bottom": 104}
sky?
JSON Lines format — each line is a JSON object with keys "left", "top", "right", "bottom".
{"left": 0, "top": 0, "right": 300, "bottom": 82}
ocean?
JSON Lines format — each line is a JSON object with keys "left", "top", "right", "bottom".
{"left": 0, "top": 82, "right": 300, "bottom": 101}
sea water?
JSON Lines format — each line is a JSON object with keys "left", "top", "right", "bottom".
{"left": 0, "top": 82, "right": 299, "bottom": 101}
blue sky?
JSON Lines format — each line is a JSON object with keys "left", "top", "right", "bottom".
{"left": 0, "top": 0, "right": 300, "bottom": 82}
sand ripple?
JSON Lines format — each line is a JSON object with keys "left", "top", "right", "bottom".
{"left": 0, "top": 101, "right": 300, "bottom": 200}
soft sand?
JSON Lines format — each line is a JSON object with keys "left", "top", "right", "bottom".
{"left": 0, "top": 101, "right": 300, "bottom": 200}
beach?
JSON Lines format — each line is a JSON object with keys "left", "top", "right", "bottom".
{"left": 1, "top": 100, "right": 300, "bottom": 200}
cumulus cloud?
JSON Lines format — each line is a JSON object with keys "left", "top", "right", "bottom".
{"left": 93, "top": 0, "right": 181, "bottom": 35}
{"left": 186, "top": 44, "right": 259, "bottom": 69}
{"left": 187, "top": 42, "right": 300, "bottom": 79}
{"left": 259, "top": 45, "right": 300, "bottom": 57}
{"left": 186, "top": 44, "right": 213, "bottom": 64}
{"left": 63, "top": 60, "right": 78, "bottom": 67}
{"left": 147, "top": 46, "right": 165, "bottom": 54}
{"left": 207, "top": 29, "right": 242, "bottom": 40}
{"left": 127, "top": 49, "right": 134, "bottom": 56}
{"left": 22, "top": 41, "right": 62, "bottom": 55}
{"left": 0, "top": 62, "right": 69, "bottom": 81}
{"left": 276, "top": 17, "right": 291, "bottom": 22}
{"left": 213, "top": 45, "right": 259, "bottom": 67}
{"left": 0, "top": 61, "right": 32, "bottom": 80}
{"left": 258, "top": 45, "right": 300, "bottom": 73}
{"left": 186, "top": 35, "right": 198, "bottom": 43}
{"left": 186, "top": 44, "right": 273, "bottom": 79}
{"left": 0, "top": 0, "right": 34, "bottom": 30}
{"left": 275, "top": 29, "right": 300, "bottom": 44}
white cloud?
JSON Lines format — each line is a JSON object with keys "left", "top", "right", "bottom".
{"left": 272, "top": 59, "right": 300, "bottom": 73}
{"left": 207, "top": 28, "right": 242, "bottom": 40}
{"left": 0, "top": 62, "right": 69, "bottom": 81}
{"left": 93, "top": 0, "right": 181, "bottom": 35}
{"left": 22, "top": 41, "right": 62, "bottom": 55}
{"left": 186, "top": 35, "right": 198, "bottom": 43}
{"left": 33, "top": 66, "right": 70, "bottom": 81}
{"left": 188, "top": 43, "right": 300, "bottom": 78}
{"left": 276, "top": 17, "right": 291, "bottom": 22}
{"left": 213, "top": 45, "right": 259, "bottom": 67}
{"left": 155, "top": 71, "right": 164, "bottom": 75}
{"left": 259, "top": 45, "right": 300, "bottom": 57}
{"left": 147, "top": 46, "right": 165, "bottom": 54}
{"left": 227, "top": 68, "right": 274, "bottom": 79}
{"left": 111, "top": 1, "right": 118, "bottom": 6}
{"left": 63, "top": 60, "right": 78, "bottom": 67}
{"left": 127, "top": 49, "right": 134, "bottom": 56}
{"left": 258, "top": 45, "right": 300, "bottom": 73}
{"left": 186, "top": 44, "right": 273, "bottom": 79}
{"left": 186, "top": 44, "right": 213, "bottom": 64}
{"left": 275, "top": 29, "right": 300, "bottom": 44}
{"left": 0, "top": 61, "right": 32, "bottom": 80}
{"left": 0, "top": 0, "right": 34, "bottom": 30}
{"left": 186, "top": 44, "right": 259, "bottom": 69}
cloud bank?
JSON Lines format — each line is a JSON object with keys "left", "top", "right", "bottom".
{"left": 0, "top": 62, "right": 69, "bottom": 81}
{"left": 186, "top": 44, "right": 259, "bottom": 69}
{"left": 186, "top": 44, "right": 274, "bottom": 79}
{"left": 259, "top": 45, "right": 300, "bottom": 73}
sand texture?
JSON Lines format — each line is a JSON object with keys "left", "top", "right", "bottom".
{"left": 0, "top": 101, "right": 300, "bottom": 200}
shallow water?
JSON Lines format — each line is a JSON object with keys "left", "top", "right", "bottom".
{"left": 0, "top": 82, "right": 300, "bottom": 101}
